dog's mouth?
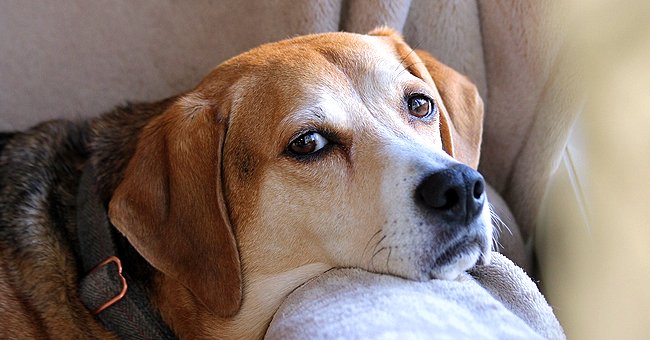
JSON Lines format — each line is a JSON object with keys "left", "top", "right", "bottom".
{"left": 426, "top": 235, "right": 485, "bottom": 280}
{"left": 433, "top": 235, "right": 482, "bottom": 267}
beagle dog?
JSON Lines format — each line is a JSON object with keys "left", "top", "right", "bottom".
{"left": 0, "top": 28, "right": 490, "bottom": 339}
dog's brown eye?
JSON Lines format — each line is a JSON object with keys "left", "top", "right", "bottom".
{"left": 407, "top": 95, "right": 435, "bottom": 119}
{"left": 288, "top": 131, "right": 329, "bottom": 155}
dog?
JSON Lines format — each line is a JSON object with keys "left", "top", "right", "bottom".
{"left": 0, "top": 28, "right": 491, "bottom": 339}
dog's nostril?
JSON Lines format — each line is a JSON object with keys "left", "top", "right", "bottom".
{"left": 473, "top": 179, "right": 484, "bottom": 199}
{"left": 441, "top": 189, "right": 459, "bottom": 210}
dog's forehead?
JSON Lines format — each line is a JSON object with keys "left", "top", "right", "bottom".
{"left": 224, "top": 33, "right": 420, "bottom": 125}
{"left": 228, "top": 33, "right": 409, "bottom": 91}
{"left": 253, "top": 32, "right": 404, "bottom": 71}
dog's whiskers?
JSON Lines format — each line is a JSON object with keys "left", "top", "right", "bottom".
{"left": 371, "top": 234, "right": 387, "bottom": 256}
{"left": 371, "top": 247, "right": 388, "bottom": 271}
{"left": 490, "top": 223, "right": 499, "bottom": 251}
{"left": 393, "top": 61, "right": 425, "bottom": 81}
{"left": 372, "top": 247, "right": 387, "bottom": 258}
{"left": 394, "top": 39, "right": 422, "bottom": 70}
{"left": 479, "top": 245, "right": 488, "bottom": 264}
{"left": 394, "top": 46, "right": 417, "bottom": 73}
{"left": 386, "top": 246, "right": 393, "bottom": 272}
{"left": 489, "top": 204, "right": 512, "bottom": 236}
{"left": 363, "top": 228, "right": 383, "bottom": 258}
{"left": 368, "top": 235, "right": 388, "bottom": 271}
{"left": 492, "top": 234, "right": 504, "bottom": 252}
{"left": 390, "top": 40, "right": 423, "bottom": 83}
{"left": 487, "top": 204, "right": 511, "bottom": 252}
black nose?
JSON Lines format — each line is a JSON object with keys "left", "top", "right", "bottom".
{"left": 416, "top": 164, "right": 486, "bottom": 224}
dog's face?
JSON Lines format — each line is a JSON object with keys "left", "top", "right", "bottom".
{"left": 109, "top": 29, "right": 491, "bottom": 319}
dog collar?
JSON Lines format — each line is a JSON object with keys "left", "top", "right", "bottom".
{"left": 76, "top": 164, "right": 177, "bottom": 339}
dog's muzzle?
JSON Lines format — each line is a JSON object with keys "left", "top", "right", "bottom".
{"left": 415, "top": 163, "right": 486, "bottom": 225}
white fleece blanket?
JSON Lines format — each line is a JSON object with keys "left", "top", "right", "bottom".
{"left": 266, "top": 252, "right": 564, "bottom": 339}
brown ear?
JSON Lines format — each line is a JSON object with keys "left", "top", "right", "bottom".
{"left": 415, "top": 50, "right": 484, "bottom": 169}
{"left": 369, "top": 28, "right": 484, "bottom": 169}
{"left": 108, "top": 95, "right": 242, "bottom": 316}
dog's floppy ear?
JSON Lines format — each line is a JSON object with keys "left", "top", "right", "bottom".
{"left": 415, "top": 50, "right": 484, "bottom": 169}
{"left": 369, "top": 28, "right": 484, "bottom": 169}
{"left": 108, "top": 95, "right": 241, "bottom": 316}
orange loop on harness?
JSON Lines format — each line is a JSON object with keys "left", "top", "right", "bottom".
{"left": 90, "top": 256, "right": 128, "bottom": 315}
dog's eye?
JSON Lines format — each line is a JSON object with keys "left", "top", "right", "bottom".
{"left": 407, "top": 95, "right": 436, "bottom": 119}
{"left": 288, "top": 131, "right": 329, "bottom": 155}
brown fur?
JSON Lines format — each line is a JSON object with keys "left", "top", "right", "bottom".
{"left": 0, "top": 120, "right": 116, "bottom": 338}
{"left": 0, "top": 29, "right": 486, "bottom": 339}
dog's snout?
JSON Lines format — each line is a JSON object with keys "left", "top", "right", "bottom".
{"left": 416, "top": 164, "right": 486, "bottom": 224}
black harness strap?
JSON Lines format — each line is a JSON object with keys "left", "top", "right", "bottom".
{"left": 76, "top": 165, "right": 177, "bottom": 339}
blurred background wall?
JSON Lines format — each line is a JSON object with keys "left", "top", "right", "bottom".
{"left": 537, "top": 0, "right": 650, "bottom": 338}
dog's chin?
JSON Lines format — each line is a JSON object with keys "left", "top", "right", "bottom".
{"left": 419, "top": 239, "right": 487, "bottom": 281}
{"left": 428, "top": 249, "right": 481, "bottom": 281}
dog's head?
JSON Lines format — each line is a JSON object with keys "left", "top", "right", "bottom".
{"left": 108, "top": 28, "right": 491, "bottom": 318}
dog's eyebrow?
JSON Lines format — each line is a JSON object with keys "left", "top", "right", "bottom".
{"left": 280, "top": 95, "right": 348, "bottom": 131}
{"left": 278, "top": 107, "right": 330, "bottom": 143}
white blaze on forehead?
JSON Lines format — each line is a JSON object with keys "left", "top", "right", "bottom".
{"left": 318, "top": 92, "right": 350, "bottom": 125}
{"left": 280, "top": 90, "right": 350, "bottom": 132}
{"left": 356, "top": 35, "right": 425, "bottom": 87}
{"left": 226, "top": 74, "right": 259, "bottom": 121}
